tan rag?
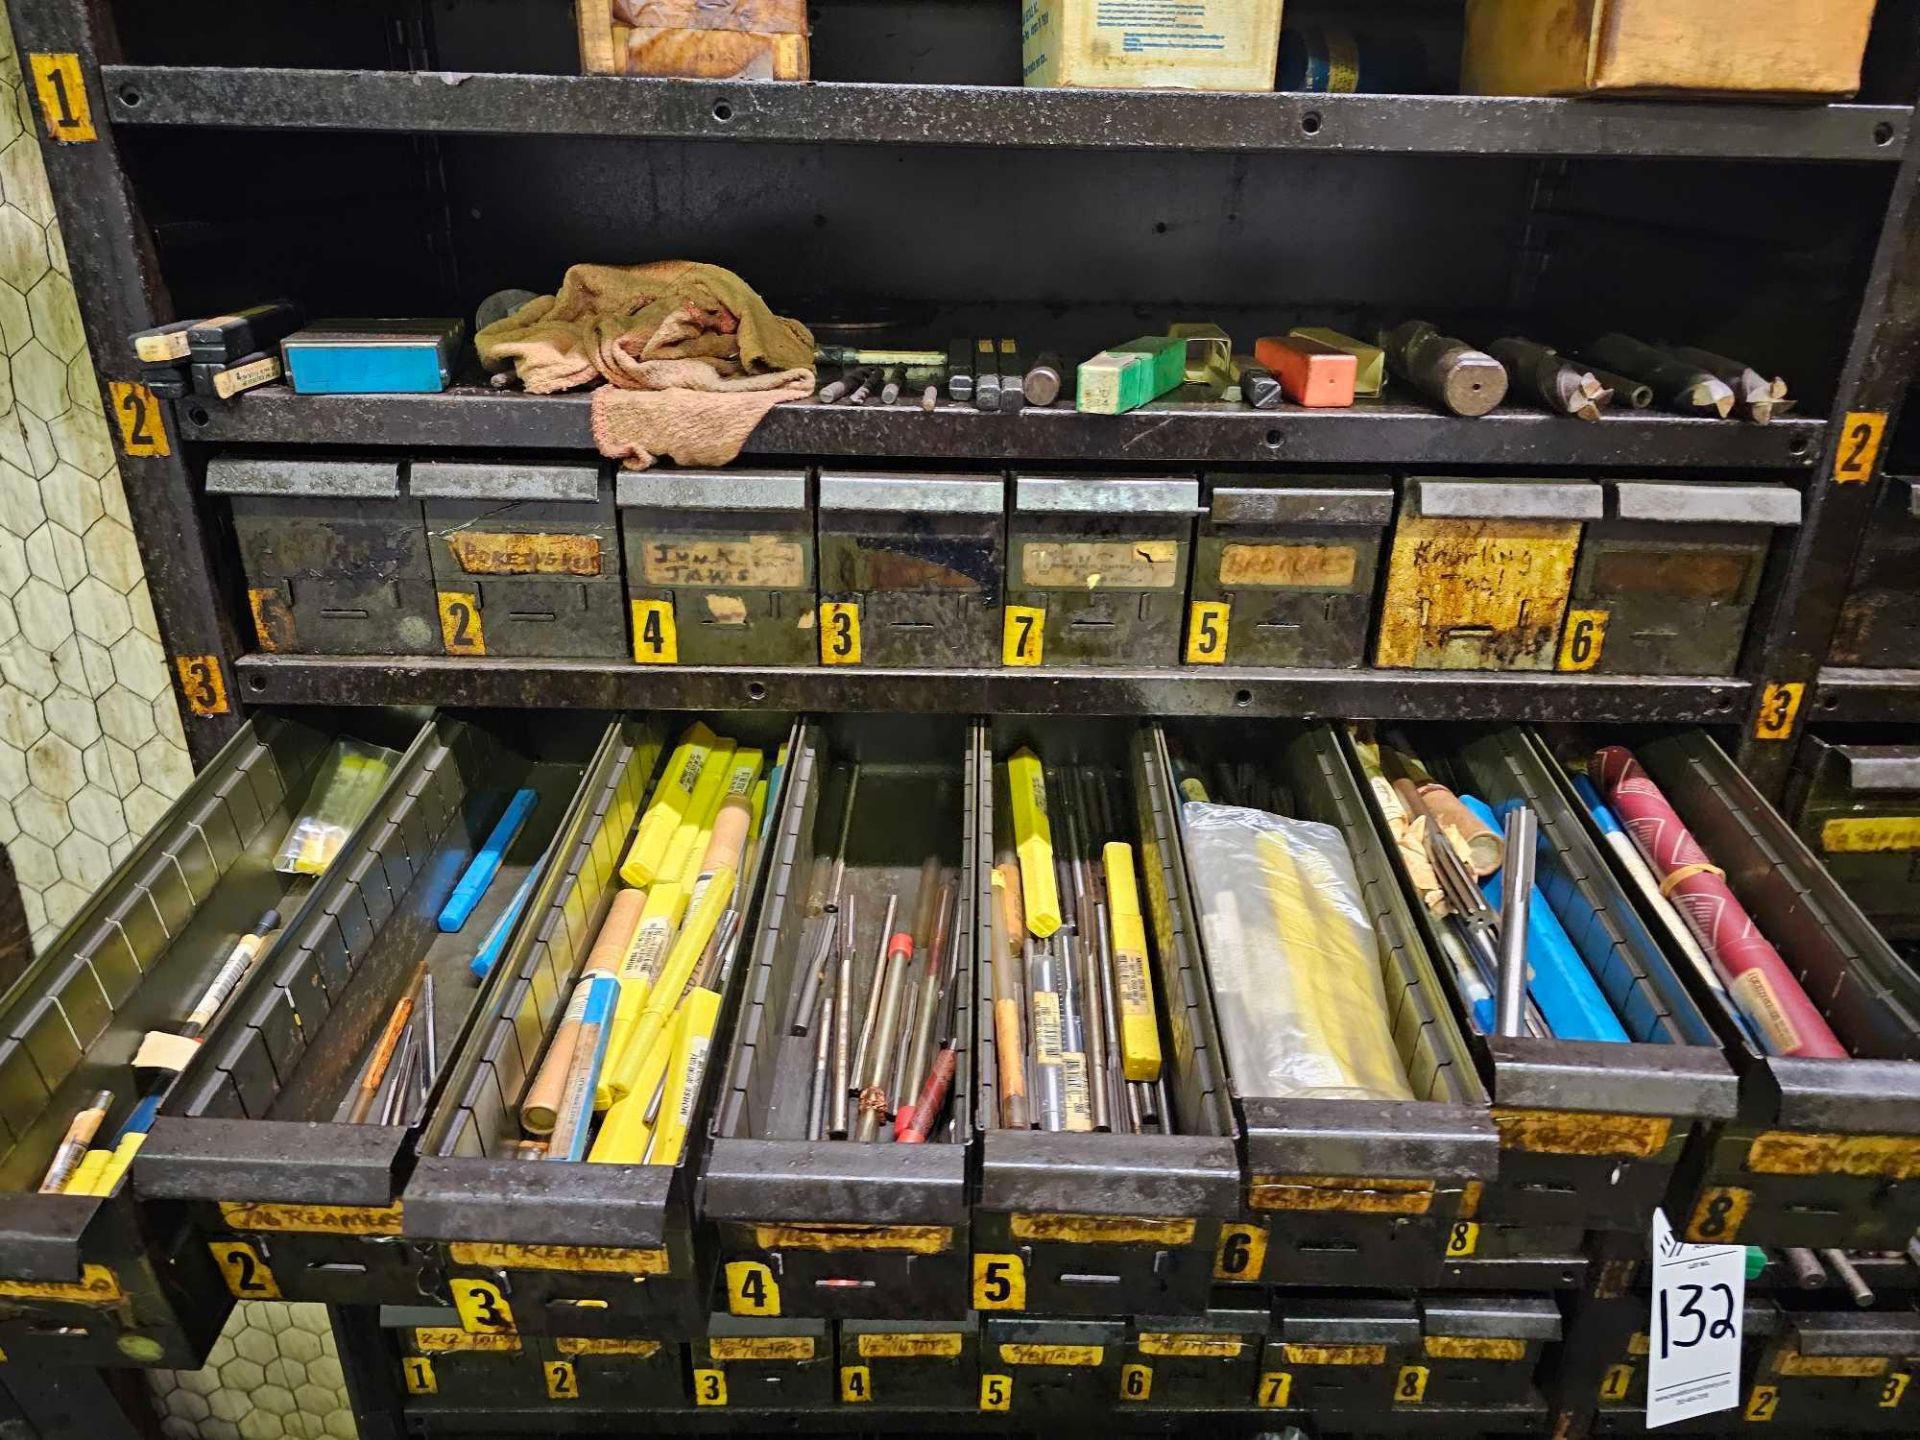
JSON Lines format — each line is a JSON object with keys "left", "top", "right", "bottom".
{"left": 477, "top": 260, "right": 814, "bottom": 469}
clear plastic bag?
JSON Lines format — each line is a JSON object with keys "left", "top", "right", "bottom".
{"left": 1183, "top": 801, "right": 1414, "bottom": 1102}
{"left": 274, "top": 738, "right": 402, "bottom": 876}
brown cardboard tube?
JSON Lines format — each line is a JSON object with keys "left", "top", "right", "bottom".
{"left": 1419, "top": 783, "right": 1505, "bottom": 877}
{"left": 584, "top": 889, "right": 646, "bottom": 977}
{"left": 522, "top": 981, "right": 590, "bottom": 1134}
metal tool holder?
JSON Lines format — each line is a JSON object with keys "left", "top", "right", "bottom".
{"left": 1412, "top": 1293, "right": 1562, "bottom": 1409}
{"left": 1784, "top": 735, "right": 1920, "bottom": 942}
{"left": 618, "top": 468, "right": 817, "bottom": 666}
{"left": 1004, "top": 475, "right": 1200, "bottom": 667}
{"left": 1258, "top": 1294, "right": 1423, "bottom": 1418}
{"left": 1154, "top": 720, "right": 1502, "bottom": 1293}
{"left": 400, "top": 712, "right": 793, "bottom": 1339}
{"left": 1116, "top": 1307, "right": 1267, "bottom": 1409}
{"left": 209, "top": 458, "right": 440, "bottom": 658}
{"left": 1188, "top": 476, "right": 1394, "bottom": 669}
{"left": 835, "top": 1316, "right": 980, "bottom": 1409}
{"left": 0, "top": 712, "right": 417, "bottom": 1369}
{"left": 815, "top": 472, "right": 1003, "bottom": 667}
{"left": 1348, "top": 725, "right": 1737, "bottom": 1261}
{"left": 972, "top": 720, "right": 1239, "bottom": 1319}
{"left": 691, "top": 1315, "right": 838, "bottom": 1410}
{"left": 706, "top": 714, "right": 980, "bottom": 1321}
{"left": 979, "top": 1315, "right": 1128, "bottom": 1415}
{"left": 1568, "top": 482, "right": 1803, "bottom": 676}
{"left": 415, "top": 460, "right": 625, "bottom": 660}
{"left": 135, "top": 710, "right": 602, "bottom": 1310}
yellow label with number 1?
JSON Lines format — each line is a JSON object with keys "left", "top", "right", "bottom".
{"left": 1557, "top": 610, "right": 1609, "bottom": 672}
{"left": 29, "top": 54, "right": 95, "bottom": 143}
{"left": 820, "top": 602, "right": 862, "bottom": 665}
{"left": 438, "top": 592, "right": 486, "bottom": 656}
{"left": 972, "top": 1252, "right": 1026, "bottom": 1310}
{"left": 1394, "top": 1365, "right": 1430, "bottom": 1404}
{"left": 1120, "top": 1364, "right": 1152, "bottom": 1402}
{"left": 1745, "top": 1384, "right": 1779, "bottom": 1422}
{"left": 402, "top": 1358, "right": 436, "bottom": 1395}
{"left": 1753, "top": 683, "right": 1805, "bottom": 743}
{"left": 979, "top": 1374, "right": 1012, "bottom": 1412}
{"left": 1213, "top": 1222, "right": 1268, "bottom": 1281}
{"left": 107, "top": 381, "right": 170, "bottom": 457}
{"left": 1444, "top": 1220, "right": 1479, "bottom": 1258}
{"left": 1258, "top": 1372, "right": 1294, "bottom": 1408}
{"left": 1003, "top": 605, "right": 1045, "bottom": 666}
{"left": 840, "top": 1365, "right": 872, "bottom": 1403}
{"left": 630, "top": 599, "right": 678, "bottom": 664}
{"left": 1881, "top": 1373, "right": 1911, "bottom": 1408}
{"left": 543, "top": 1362, "right": 577, "bottom": 1401}
{"left": 209, "top": 1241, "right": 281, "bottom": 1299}
{"left": 724, "top": 1260, "right": 781, "bottom": 1316}
{"left": 693, "top": 1369, "right": 728, "bottom": 1406}
{"left": 1833, "top": 411, "right": 1888, "bottom": 483}
{"left": 174, "top": 655, "right": 231, "bottom": 717}
{"left": 1186, "top": 600, "right": 1230, "bottom": 664}
{"left": 449, "top": 1278, "right": 516, "bottom": 1334}
{"left": 1600, "top": 1364, "right": 1634, "bottom": 1402}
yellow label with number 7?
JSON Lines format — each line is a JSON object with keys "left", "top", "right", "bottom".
{"left": 1753, "top": 683, "right": 1805, "bottom": 743}
{"left": 1257, "top": 1372, "right": 1294, "bottom": 1408}
{"left": 820, "top": 602, "right": 862, "bottom": 665}
{"left": 1003, "top": 605, "right": 1045, "bottom": 666}
{"left": 1833, "top": 411, "right": 1888, "bottom": 483}
{"left": 1186, "top": 601, "right": 1230, "bottom": 665}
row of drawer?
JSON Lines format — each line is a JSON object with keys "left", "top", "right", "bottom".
{"left": 212, "top": 458, "right": 1802, "bottom": 674}
{"left": 2, "top": 708, "right": 1917, "bottom": 1371}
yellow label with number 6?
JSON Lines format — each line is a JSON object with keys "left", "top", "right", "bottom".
{"left": 1557, "top": 610, "right": 1609, "bottom": 672}
{"left": 820, "top": 602, "right": 862, "bottom": 664}
{"left": 438, "top": 592, "right": 486, "bottom": 656}
{"left": 1213, "top": 1222, "right": 1267, "bottom": 1280}
{"left": 1753, "top": 683, "right": 1805, "bottom": 742}
{"left": 450, "top": 1278, "right": 516, "bottom": 1334}
{"left": 630, "top": 598, "right": 678, "bottom": 664}
{"left": 1186, "top": 601, "right": 1230, "bottom": 664}
{"left": 543, "top": 1362, "right": 577, "bottom": 1400}
{"left": 209, "top": 1241, "right": 280, "bottom": 1299}
{"left": 1120, "top": 1364, "right": 1152, "bottom": 1402}
{"left": 972, "top": 1252, "right": 1026, "bottom": 1310}
{"left": 724, "top": 1260, "right": 780, "bottom": 1316}
{"left": 1003, "top": 605, "right": 1045, "bottom": 666}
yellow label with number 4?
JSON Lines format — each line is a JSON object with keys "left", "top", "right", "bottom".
{"left": 449, "top": 1278, "right": 516, "bottom": 1334}
{"left": 1753, "top": 683, "right": 1805, "bottom": 742}
{"left": 29, "top": 54, "right": 95, "bottom": 143}
{"left": 1557, "top": 610, "right": 1609, "bottom": 672}
{"left": 1833, "top": 411, "right": 1888, "bottom": 483}
{"left": 972, "top": 1252, "right": 1026, "bottom": 1310}
{"left": 174, "top": 655, "right": 231, "bottom": 717}
{"left": 630, "top": 599, "right": 678, "bottom": 664}
{"left": 1445, "top": 1220, "right": 1479, "bottom": 1258}
{"left": 1258, "top": 1372, "right": 1294, "bottom": 1408}
{"left": 820, "top": 601, "right": 861, "bottom": 664}
{"left": 1745, "top": 1384, "right": 1779, "bottom": 1422}
{"left": 1394, "top": 1365, "right": 1430, "bottom": 1404}
{"left": 1003, "top": 605, "right": 1045, "bottom": 666}
{"left": 724, "top": 1260, "right": 780, "bottom": 1316}
{"left": 979, "top": 1374, "right": 1012, "bottom": 1411}
{"left": 543, "top": 1362, "right": 577, "bottom": 1400}
{"left": 209, "top": 1241, "right": 280, "bottom": 1299}
{"left": 693, "top": 1369, "right": 728, "bottom": 1406}
{"left": 840, "top": 1365, "right": 872, "bottom": 1403}
{"left": 1213, "top": 1222, "right": 1267, "bottom": 1280}
{"left": 108, "top": 381, "right": 169, "bottom": 457}
{"left": 1186, "top": 601, "right": 1230, "bottom": 664}
{"left": 402, "top": 1357, "right": 436, "bottom": 1395}
{"left": 438, "top": 592, "right": 486, "bottom": 656}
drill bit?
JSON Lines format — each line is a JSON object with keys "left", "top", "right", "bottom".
{"left": 1668, "top": 345, "right": 1786, "bottom": 424}
{"left": 1587, "top": 334, "right": 1734, "bottom": 419}
{"left": 1488, "top": 337, "right": 1611, "bottom": 422}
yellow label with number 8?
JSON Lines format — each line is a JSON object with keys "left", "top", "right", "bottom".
{"left": 1186, "top": 601, "right": 1230, "bottom": 664}
{"left": 1394, "top": 1365, "right": 1429, "bottom": 1404}
{"left": 1444, "top": 1220, "right": 1479, "bottom": 1258}
{"left": 1003, "top": 605, "right": 1045, "bottom": 666}
{"left": 820, "top": 602, "right": 862, "bottom": 664}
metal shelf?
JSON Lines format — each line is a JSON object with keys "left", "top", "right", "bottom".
{"left": 100, "top": 67, "right": 1912, "bottom": 161}
{"left": 234, "top": 655, "right": 1749, "bottom": 724}
{"left": 1813, "top": 666, "right": 1920, "bottom": 722}
{"left": 180, "top": 385, "right": 1823, "bottom": 469}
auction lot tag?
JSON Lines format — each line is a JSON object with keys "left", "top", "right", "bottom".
{"left": 1647, "top": 1208, "right": 1744, "bottom": 1428}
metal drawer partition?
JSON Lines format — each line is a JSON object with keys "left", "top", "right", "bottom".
{"left": 0, "top": 709, "right": 426, "bottom": 1367}
{"left": 705, "top": 714, "right": 981, "bottom": 1320}
{"left": 135, "top": 710, "right": 608, "bottom": 1309}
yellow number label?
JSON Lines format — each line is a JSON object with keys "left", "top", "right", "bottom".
{"left": 1557, "top": 610, "right": 1609, "bottom": 672}
{"left": 1753, "top": 683, "right": 1805, "bottom": 743}
{"left": 1881, "top": 1373, "right": 1911, "bottom": 1409}
{"left": 1685, "top": 1186, "right": 1752, "bottom": 1243}
{"left": 174, "top": 655, "right": 231, "bottom": 717}
{"left": 1600, "top": 1363, "right": 1634, "bottom": 1402}
{"left": 29, "top": 54, "right": 94, "bottom": 143}
{"left": 1213, "top": 1222, "right": 1267, "bottom": 1281}
{"left": 1003, "top": 605, "right": 1045, "bottom": 666}
{"left": 543, "top": 1361, "right": 577, "bottom": 1401}
{"left": 1258, "top": 1372, "right": 1294, "bottom": 1408}
{"left": 693, "top": 1368, "right": 728, "bottom": 1406}
{"left": 450, "top": 1278, "right": 516, "bottom": 1334}
{"left": 108, "top": 381, "right": 170, "bottom": 457}
{"left": 971, "top": 1252, "right": 1026, "bottom": 1311}
{"left": 630, "top": 598, "right": 678, "bottom": 664}
{"left": 1445, "top": 1220, "right": 1480, "bottom": 1258}
{"left": 820, "top": 602, "right": 861, "bottom": 665}
{"left": 1186, "top": 601, "right": 1230, "bottom": 665}
{"left": 724, "top": 1260, "right": 781, "bottom": 1317}
{"left": 1833, "top": 411, "right": 1888, "bottom": 483}
{"left": 840, "top": 1365, "right": 871, "bottom": 1403}
{"left": 1121, "top": 1363, "right": 1152, "bottom": 1402}
{"left": 979, "top": 1374, "right": 1012, "bottom": 1412}
{"left": 209, "top": 1241, "right": 280, "bottom": 1299}
{"left": 1745, "top": 1384, "right": 1778, "bottom": 1422}
{"left": 438, "top": 592, "right": 486, "bottom": 656}
{"left": 1395, "top": 1365, "right": 1430, "bottom": 1404}
{"left": 402, "top": 1357, "right": 437, "bottom": 1395}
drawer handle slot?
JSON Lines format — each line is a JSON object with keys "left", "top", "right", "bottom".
{"left": 1298, "top": 1240, "right": 1361, "bottom": 1254}
{"left": 319, "top": 608, "right": 370, "bottom": 620}
{"left": 1059, "top": 1272, "right": 1123, "bottom": 1286}
{"left": 813, "top": 1277, "right": 876, "bottom": 1290}
{"left": 308, "top": 1261, "right": 369, "bottom": 1274}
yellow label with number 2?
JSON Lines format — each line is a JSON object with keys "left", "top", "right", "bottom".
{"left": 1833, "top": 411, "right": 1888, "bottom": 483}
{"left": 209, "top": 1241, "right": 280, "bottom": 1299}
{"left": 107, "top": 381, "right": 169, "bottom": 457}
{"left": 438, "top": 592, "right": 486, "bottom": 656}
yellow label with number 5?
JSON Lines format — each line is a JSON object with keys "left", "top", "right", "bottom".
{"left": 724, "top": 1260, "right": 780, "bottom": 1316}
{"left": 402, "top": 1358, "right": 436, "bottom": 1395}
{"left": 1120, "top": 1364, "right": 1152, "bottom": 1402}
{"left": 1186, "top": 601, "right": 1230, "bottom": 664}
{"left": 438, "top": 592, "right": 486, "bottom": 656}
{"left": 630, "top": 598, "right": 678, "bottom": 664}
{"left": 543, "top": 1362, "right": 577, "bottom": 1400}
{"left": 840, "top": 1365, "right": 872, "bottom": 1403}
{"left": 1745, "top": 1384, "right": 1779, "bottom": 1422}
{"left": 972, "top": 1252, "right": 1026, "bottom": 1310}
{"left": 979, "top": 1374, "right": 1012, "bottom": 1411}
{"left": 450, "top": 1278, "right": 516, "bottom": 1334}
{"left": 1444, "top": 1220, "right": 1479, "bottom": 1258}
{"left": 1003, "top": 605, "right": 1045, "bottom": 666}
{"left": 107, "top": 381, "right": 169, "bottom": 457}
{"left": 1257, "top": 1372, "right": 1294, "bottom": 1408}
{"left": 1880, "top": 1372, "right": 1911, "bottom": 1409}
{"left": 209, "top": 1241, "right": 280, "bottom": 1299}
{"left": 820, "top": 602, "right": 862, "bottom": 664}
{"left": 1833, "top": 411, "right": 1888, "bottom": 483}
{"left": 1753, "top": 683, "right": 1805, "bottom": 742}
{"left": 1557, "top": 609, "right": 1609, "bottom": 672}
{"left": 1394, "top": 1365, "right": 1430, "bottom": 1404}
{"left": 693, "top": 1368, "right": 728, "bottom": 1406}
{"left": 29, "top": 54, "right": 95, "bottom": 143}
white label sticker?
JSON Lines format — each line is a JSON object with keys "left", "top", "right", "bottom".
{"left": 1647, "top": 1208, "right": 1744, "bottom": 1429}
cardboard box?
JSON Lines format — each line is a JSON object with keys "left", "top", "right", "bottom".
{"left": 1023, "top": 0, "right": 1284, "bottom": 92}
{"left": 1462, "top": 0, "right": 1877, "bottom": 99}
{"left": 578, "top": 0, "right": 809, "bottom": 80}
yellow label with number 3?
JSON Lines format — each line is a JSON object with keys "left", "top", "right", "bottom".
{"left": 1881, "top": 1373, "right": 1911, "bottom": 1409}
{"left": 630, "top": 599, "right": 678, "bottom": 664}
{"left": 1444, "top": 1220, "right": 1479, "bottom": 1258}
{"left": 450, "top": 1278, "right": 516, "bottom": 1334}
{"left": 1186, "top": 601, "right": 1230, "bottom": 664}
{"left": 543, "top": 1362, "right": 577, "bottom": 1401}
{"left": 1833, "top": 411, "right": 1888, "bottom": 483}
{"left": 108, "top": 381, "right": 170, "bottom": 457}
{"left": 1557, "top": 610, "right": 1609, "bottom": 672}
{"left": 1753, "top": 683, "right": 1805, "bottom": 743}
{"left": 209, "top": 1241, "right": 280, "bottom": 1299}
{"left": 724, "top": 1260, "right": 781, "bottom": 1316}
{"left": 438, "top": 592, "right": 486, "bottom": 656}
{"left": 979, "top": 1374, "right": 1012, "bottom": 1411}
{"left": 693, "top": 1369, "right": 728, "bottom": 1406}
{"left": 402, "top": 1358, "right": 436, "bottom": 1395}
{"left": 29, "top": 54, "right": 95, "bottom": 143}
{"left": 1003, "top": 605, "right": 1045, "bottom": 666}
{"left": 820, "top": 602, "right": 862, "bottom": 664}
{"left": 174, "top": 655, "right": 231, "bottom": 717}
{"left": 972, "top": 1252, "right": 1026, "bottom": 1310}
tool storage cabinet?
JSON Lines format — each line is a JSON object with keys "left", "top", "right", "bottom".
{"left": 1413, "top": 1293, "right": 1561, "bottom": 1408}
{"left": 971, "top": 718, "right": 1240, "bottom": 1319}
{"left": 836, "top": 1317, "right": 979, "bottom": 1408}
{"left": 1786, "top": 735, "right": 1920, "bottom": 941}
{"left": 1117, "top": 1307, "right": 1268, "bottom": 1409}
{"left": 1259, "top": 1295, "right": 1423, "bottom": 1418}
{"left": 399, "top": 712, "right": 793, "bottom": 1338}
{"left": 705, "top": 714, "right": 980, "bottom": 1321}
{"left": 134, "top": 710, "right": 603, "bottom": 1309}
{"left": 979, "top": 1315, "right": 1128, "bottom": 1415}
{"left": 0, "top": 712, "right": 420, "bottom": 1369}
{"left": 691, "top": 1315, "right": 837, "bottom": 1410}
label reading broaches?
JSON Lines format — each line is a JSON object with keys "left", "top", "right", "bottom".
{"left": 1218, "top": 542, "right": 1358, "bottom": 589}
